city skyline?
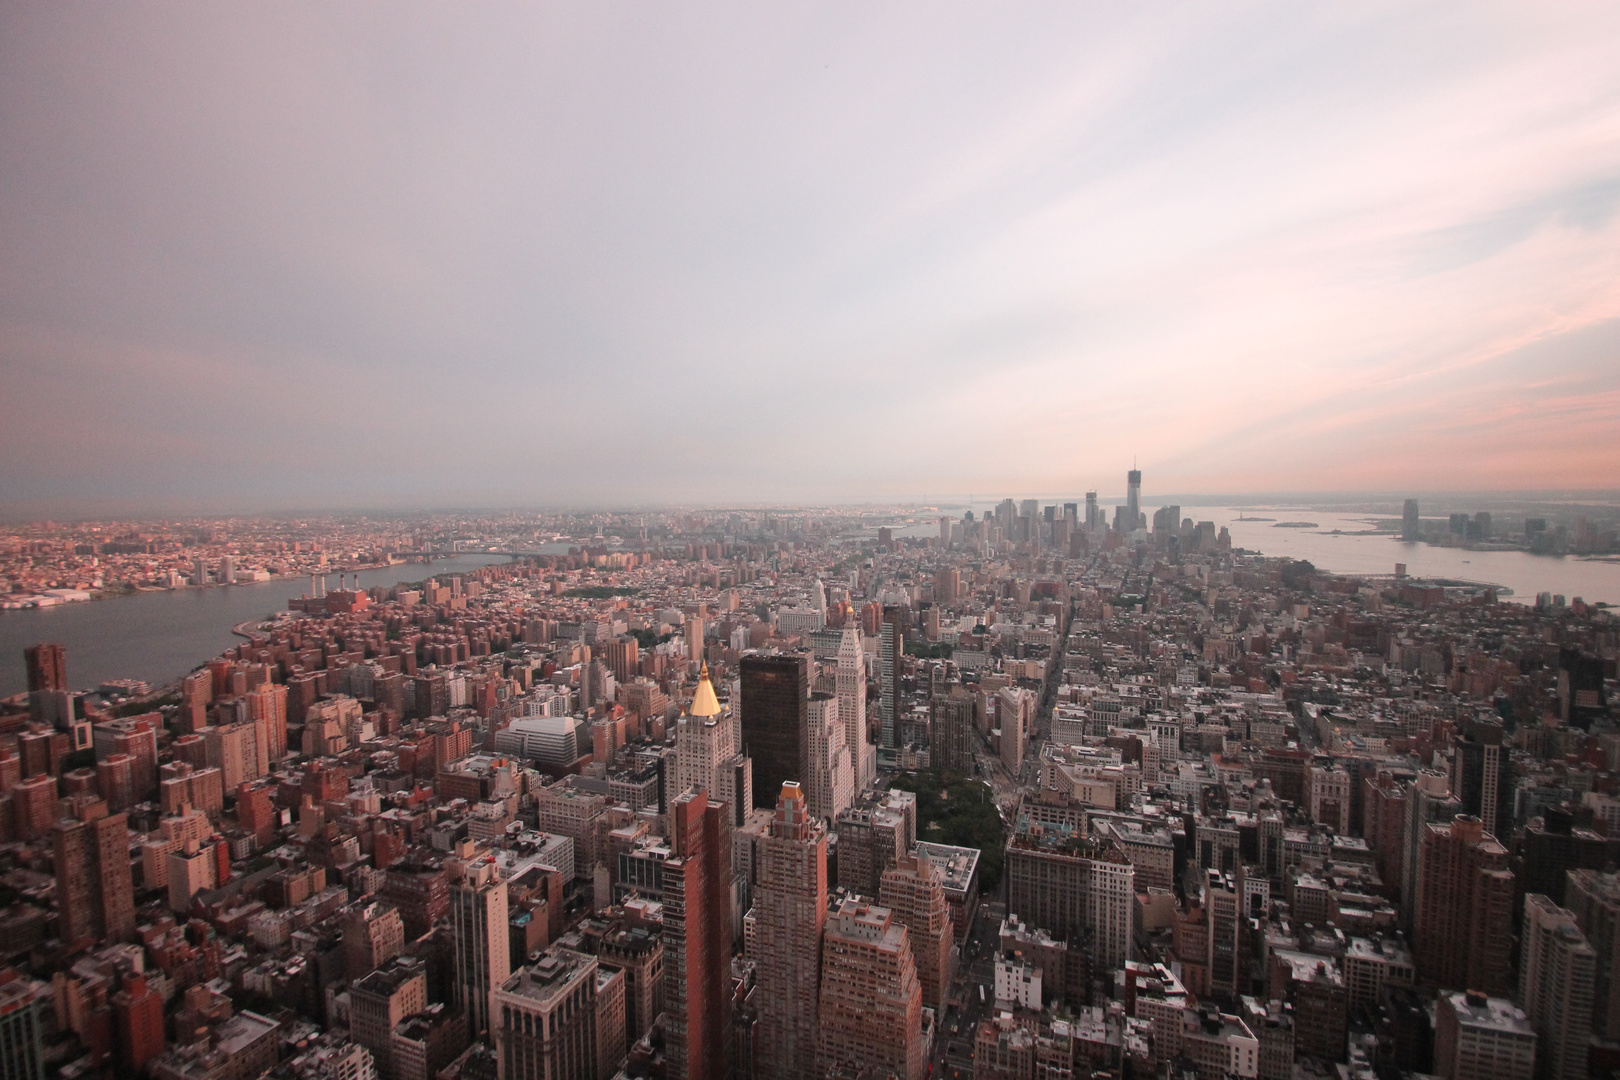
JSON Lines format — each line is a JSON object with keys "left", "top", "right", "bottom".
{"left": 4, "top": 4, "right": 1620, "bottom": 516}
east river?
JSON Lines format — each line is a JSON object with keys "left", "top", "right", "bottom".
{"left": 0, "top": 555, "right": 510, "bottom": 698}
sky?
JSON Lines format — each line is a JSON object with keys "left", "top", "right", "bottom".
{"left": 3, "top": 3, "right": 1620, "bottom": 517}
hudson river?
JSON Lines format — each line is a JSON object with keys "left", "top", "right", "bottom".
{"left": 1182, "top": 506, "right": 1620, "bottom": 606}
{"left": 0, "top": 555, "right": 510, "bottom": 699}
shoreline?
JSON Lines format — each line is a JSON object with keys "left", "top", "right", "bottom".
{"left": 0, "top": 556, "right": 452, "bottom": 613}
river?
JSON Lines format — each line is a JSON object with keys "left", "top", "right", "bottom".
{"left": 1178, "top": 506, "right": 1620, "bottom": 606}
{"left": 0, "top": 555, "right": 512, "bottom": 699}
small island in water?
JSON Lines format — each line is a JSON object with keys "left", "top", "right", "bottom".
{"left": 1274, "top": 521, "right": 1319, "bottom": 528}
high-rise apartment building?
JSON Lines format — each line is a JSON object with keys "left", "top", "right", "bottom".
{"left": 24, "top": 643, "right": 67, "bottom": 711}
{"left": 1566, "top": 869, "right": 1620, "bottom": 1038}
{"left": 1519, "top": 895, "right": 1596, "bottom": 1080}
{"left": 13, "top": 774, "right": 57, "bottom": 842}
{"left": 1398, "top": 770, "right": 1463, "bottom": 934}
{"left": 111, "top": 972, "right": 165, "bottom": 1075}
{"left": 879, "top": 854, "right": 953, "bottom": 1013}
{"left": 452, "top": 859, "right": 511, "bottom": 1040}
{"left": 1402, "top": 499, "right": 1421, "bottom": 541}
{"left": 817, "top": 900, "right": 925, "bottom": 1080}
{"left": 1414, "top": 816, "right": 1515, "bottom": 995}
{"left": 54, "top": 799, "right": 135, "bottom": 947}
{"left": 662, "top": 790, "right": 733, "bottom": 1080}
{"left": 739, "top": 653, "right": 808, "bottom": 810}
{"left": 836, "top": 628, "right": 872, "bottom": 794}
{"left": 244, "top": 683, "right": 288, "bottom": 775}
{"left": 752, "top": 783, "right": 827, "bottom": 1080}
{"left": 673, "top": 666, "right": 752, "bottom": 826}
{"left": 202, "top": 722, "right": 256, "bottom": 789}
{"left": 167, "top": 837, "right": 219, "bottom": 913}
{"left": 685, "top": 616, "right": 705, "bottom": 663}
{"left": 1448, "top": 717, "right": 1514, "bottom": 842}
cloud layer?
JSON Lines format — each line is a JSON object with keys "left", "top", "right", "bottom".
{"left": 3, "top": 2, "right": 1619, "bottom": 514}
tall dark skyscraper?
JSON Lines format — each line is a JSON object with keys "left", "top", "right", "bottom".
{"left": 24, "top": 643, "right": 66, "bottom": 694}
{"left": 24, "top": 643, "right": 67, "bottom": 720}
{"left": 879, "top": 607, "right": 904, "bottom": 750}
{"left": 739, "top": 652, "right": 809, "bottom": 809}
{"left": 1085, "top": 491, "right": 1099, "bottom": 528}
{"left": 1449, "top": 716, "right": 1514, "bottom": 842}
{"left": 1125, "top": 468, "right": 1142, "bottom": 532}
{"left": 1402, "top": 498, "right": 1421, "bottom": 540}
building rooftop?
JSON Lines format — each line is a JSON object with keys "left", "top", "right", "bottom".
{"left": 1442, "top": 990, "right": 1535, "bottom": 1036}
{"left": 914, "top": 841, "right": 981, "bottom": 893}
{"left": 498, "top": 948, "right": 594, "bottom": 1007}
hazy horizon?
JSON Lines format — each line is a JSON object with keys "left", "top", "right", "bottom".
{"left": 4, "top": 4, "right": 1619, "bottom": 517}
{"left": 7, "top": 488, "right": 1620, "bottom": 526}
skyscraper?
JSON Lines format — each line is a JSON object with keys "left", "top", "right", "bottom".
{"left": 1125, "top": 469, "right": 1142, "bottom": 532}
{"left": 1565, "top": 869, "right": 1620, "bottom": 1038}
{"left": 54, "top": 798, "right": 135, "bottom": 948}
{"left": 1449, "top": 716, "right": 1513, "bottom": 842}
{"left": 685, "top": 616, "right": 705, "bottom": 663}
{"left": 674, "top": 665, "right": 752, "bottom": 825}
{"left": 879, "top": 607, "right": 904, "bottom": 751}
{"left": 929, "top": 695, "right": 977, "bottom": 774}
{"left": 1519, "top": 894, "right": 1596, "bottom": 1080}
{"left": 817, "top": 900, "right": 925, "bottom": 1080}
{"left": 663, "top": 790, "right": 733, "bottom": 1080}
{"left": 752, "top": 783, "right": 828, "bottom": 1080}
{"left": 23, "top": 643, "right": 66, "bottom": 695}
{"left": 739, "top": 653, "right": 808, "bottom": 810}
{"left": 244, "top": 683, "right": 288, "bottom": 775}
{"left": 1414, "top": 816, "right": 1515, "bottom": 996}
{"left": 1085, "top": 491, "right": 1099, "bottom": 529}
{"left": 804, "top": 693, "right": 852, "bottom": 823}
{"left": 836, "top": 628, "right": 872, "bottom": 794}
{"left": 879, "top": 854, "right": 954, "bottom": 1013}
{"left": 1402, "top": 499, "right": 1421, "bottom": 541}
{"left": 24, "top": 643, "right": 66, "bottom": 721}
{"left": 452, "top": 858, "right": 511, "bottom": 1040}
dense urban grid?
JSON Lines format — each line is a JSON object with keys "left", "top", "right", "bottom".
{"left": 1, "top": 475, "right": 1617, "bottom": 1080}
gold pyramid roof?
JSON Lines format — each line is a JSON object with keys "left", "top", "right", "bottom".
{"left": 689, "top": 663, "right": 721, "bottom": 718}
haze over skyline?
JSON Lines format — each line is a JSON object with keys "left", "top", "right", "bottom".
{"left": 4, "top": 3, "right": 1620, "bottom": 517}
